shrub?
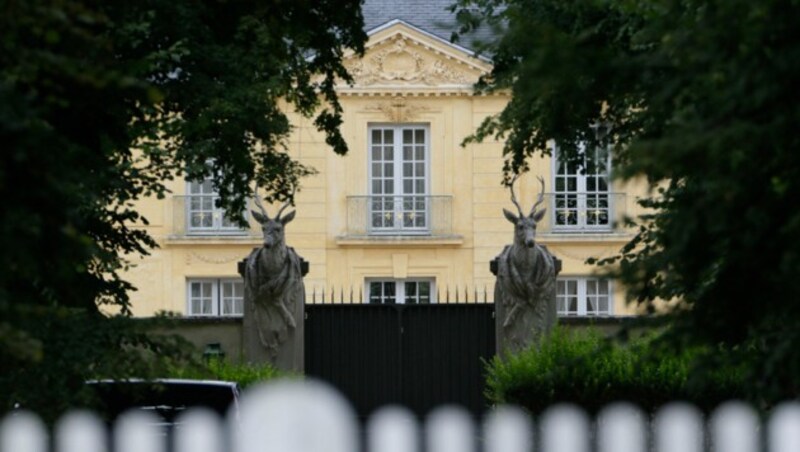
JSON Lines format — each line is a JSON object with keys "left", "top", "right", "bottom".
{"left": 167, "top": 358, "right": 290, "bottom": 388}
{"left": 486, "top": 328, "right": 746, "bottom": 414}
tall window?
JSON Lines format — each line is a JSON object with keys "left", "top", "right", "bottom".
{"left": 553, "top": 143, "right": 611, "bottom": 230}
{"left": 187, "top": 278, "right": 244, "bottom": 317}
{"left": 369, "top": 125, "right": 429, "bottom": 233}
{"left": 367, "top": 279, "right": 434, "bottom": 304}
{"left": 186, "top": 176, "right": 241, "bottom": 233}
{"left": 556, "top": 277, "right": 612, "bottom": 316}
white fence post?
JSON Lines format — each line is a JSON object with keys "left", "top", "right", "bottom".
{"left": 540, "top": 405, "right": 590, "bottom": 452}
{"left": 368, "top": 407, "right": 419, "bottom": 452}
{"left": 55, "top": 411, "right": 106, "bottom": 452}
{"left": 426, "top": 407, "right": 474, "bottom": 452}
{"left": 769, "top": 402, "right": 800, "bottom": 452}
{"left": 597, "top": 403, "right": 647, "bottom": 452}
{"left": 236, "top": 379, "right": 357, "bottom": 452}
{"left": 654, "top": 403, "right": 704, "bottom": 452}
{"left": 114, "top": 411, "right": 166, "bottom": 452}
{"left": 175, "top": 409, "right": 223, "bottom": 452}
{"left": 0, "top": 411, "right": 47, "bottom": 452}
{"left": 711, "top": 402, "right": 758, "bottom": 452}
{"left": 484, "top": 406, "right": 532, "bottom": 452}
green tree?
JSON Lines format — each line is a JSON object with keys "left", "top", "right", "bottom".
{"left": 0, "top": 0, "right": 365, "bottom": 419}
{"left": 452, "top": 0, "right": 800, "bottom": 403}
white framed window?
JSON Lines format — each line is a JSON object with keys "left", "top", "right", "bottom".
{"left": 552, "top": 143, "right": 612, "bottom": 230}
{"left": 556, "top": 277, "right": 613, "bottom": 316}
{"left": 368, "top": 125, "right": 429, "bottom": 234}
{"left": 367, "top": 278, "right": 435, "bottom": 304}
{"left": 187, "top": 278, "right": 244, "bottom": 317}
{"left": 186, "top": 169, "right": 246, "bottom": 234}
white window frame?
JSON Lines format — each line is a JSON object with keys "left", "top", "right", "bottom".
{"left": 556, "top": 277, "right": 613, "bottom": 316}
{"left": 365, "top": 278, "right": 436, "bottom": 304}
{"left": 185, "top": 169, "right": 248, "bottom": 235}
{"left": 551, "top": 142, "right": 613, "bottom": 232}
{"left": 186, "top": 278, "right": 244, "bottom": 317}
{"left": 367, "top": 124, "right": 430, "bottom": 235}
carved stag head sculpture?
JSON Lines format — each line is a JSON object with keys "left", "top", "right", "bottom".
{"left": 503, "top": 176, "right": 547, "bottom": 249}
{"left": 251, "top": 189, "right": 296, "bottom": 249}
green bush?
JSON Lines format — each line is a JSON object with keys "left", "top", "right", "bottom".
{"left": 486, "top": 328, "right": 746, "bottom": 414}
{"left": 167, "top": 358, "right": 291, "bottom": 389}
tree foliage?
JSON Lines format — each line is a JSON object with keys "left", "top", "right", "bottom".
{"left": 453, "top": 0, "right": 800, "bottom": 402}
{"left": 0, "top": 0, "right": 365, "bottom": 418}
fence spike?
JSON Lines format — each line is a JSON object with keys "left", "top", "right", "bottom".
{"left": 340, "top": 287, "right": 344, "bottom": 305}
{"left": 446, "top": 287, "right": 450, "bottom": 304}
{"left": 359, "top": 286, "right": 363, "bottom": 304}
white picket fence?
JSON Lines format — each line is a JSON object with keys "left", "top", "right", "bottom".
{"left": 2, "top": 379, "right": 800, "bottom": 452}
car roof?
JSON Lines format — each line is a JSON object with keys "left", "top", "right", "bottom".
{"left": 87, "top": 378, "right": 239, "bottom": 388}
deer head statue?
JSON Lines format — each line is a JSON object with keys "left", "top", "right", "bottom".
{"left": 251, "top": 187, "right": 296, "bottom": 250}
{"left": 503, "top": 175, "right": 547, "bottom": 249}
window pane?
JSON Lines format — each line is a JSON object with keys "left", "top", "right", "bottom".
{"left": 568, "top": 280, "right": 578, "bottom": 295}
{"left": 403, "top": 146, "right": 413, "bottom": 160}
{"left": 415, "top": 147, "right": 424, "bottom": 161}
{"left": 202, "top": 283, "right": 212, "bottom": 298}
{"left": 384, "top": 163, "right": 393, "bottom": 177}
{"left": 384, "top": 130, "right": 394, "bottom": 144}
{"left": 372, "top": 129, "right": 382, "bottom": 144}
{"left": 372, "top": 163, "right": 382, "bottom": 178}
{"left": 403, "top": 129, "right": 412, "bottom": 143}
{"left": 415, "top": 129, "right": 424, "bottom": 143}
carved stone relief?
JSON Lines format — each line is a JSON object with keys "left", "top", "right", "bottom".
{"left": 365, "top": 96, "right": 430, "bottom": 122}
{"left": 344, "top": 35, "right": 474, "bottom": 87}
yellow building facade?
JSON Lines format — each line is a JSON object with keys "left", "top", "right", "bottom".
{"left": 125, "top": 21, "right": 648, "bottom": 318}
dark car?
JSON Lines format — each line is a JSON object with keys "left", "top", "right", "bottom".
{"left": 85, "top": 378, "right": 240, "bottom": 425}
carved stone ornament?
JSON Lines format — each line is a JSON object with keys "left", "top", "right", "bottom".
{"left": 493, "top": 176, "right": 561, "bottom": 355}
{"left": 241, "top": 192, "right": 305, "bottom": 372}
{"left": 365, "top": 96, "right": 429, "bottom": 122}
{"left": 345, "top": 35, "right": 471, "bottom": 86}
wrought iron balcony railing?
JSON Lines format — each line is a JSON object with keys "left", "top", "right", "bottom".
{"left": 344, "top": 195, "right": 454, "bottom": 237}
{"left": 537, "top": 192, "right": 628, "bottom": 234}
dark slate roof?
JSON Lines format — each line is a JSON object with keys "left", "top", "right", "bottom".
{"left": 362, "top": 0, "right": 496, "bottom": 53}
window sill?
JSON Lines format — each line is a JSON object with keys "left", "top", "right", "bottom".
{"left": 165, "top": 234, "right": 261, "bottom": 246}
{"left": 336, "top": 234, "right": 464, "bottom": 247}
{"left": 538, "top": 231, "right": 633, "bottom": 243}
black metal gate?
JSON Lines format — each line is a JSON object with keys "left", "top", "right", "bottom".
{"left": 305, "top": 303, "right": 495, "bottom": 418}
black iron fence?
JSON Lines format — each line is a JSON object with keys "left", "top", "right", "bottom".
{"left": 306, "top": 285, "right": 494, "bottom": 304}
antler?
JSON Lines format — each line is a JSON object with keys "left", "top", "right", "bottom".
{"left": 252, "top": 188, "right": 270, "bottom": 220}
{"left": 529, "top": 176, "right": 546, "bottom": 217}
{"left": 275, "top": 184, "right": 297, "bottom": 220}
{"left": 508, "top": 174, "right": 524, "bottom": 217}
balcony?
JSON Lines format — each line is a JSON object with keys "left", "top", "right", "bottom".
{"left": 170, "top": 195, "right": 260, "bottom": 239}
{"left": 342, "top": 195, "right": 455, "bottom": 239}
{"left": 537, "top": 192, "right": 628, "bottom": 235}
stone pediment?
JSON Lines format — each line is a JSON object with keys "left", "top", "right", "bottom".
{"left": 339, "top": 21, "right": 491, "bottom": 95}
